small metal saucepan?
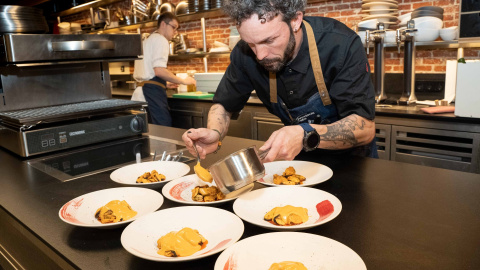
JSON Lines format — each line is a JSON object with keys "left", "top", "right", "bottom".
{"left": 209, "top": 146, "right": 266, "bottom": 197}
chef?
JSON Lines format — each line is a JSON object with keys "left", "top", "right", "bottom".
{"left": 182, "top": 0, "right": 377, "bottom": 161}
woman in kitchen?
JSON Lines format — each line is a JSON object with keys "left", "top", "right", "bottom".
{"left": 133, "top": 12, "right": 196, "bottom": 126}
{"left": 182, "top": 0, "right": 377, "bottom": 161}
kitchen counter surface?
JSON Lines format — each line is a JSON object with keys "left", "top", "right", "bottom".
{"left": 1, "top": 125, "right": 480, "bottom": 269}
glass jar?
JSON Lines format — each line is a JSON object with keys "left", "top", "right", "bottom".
{"left": 187, "top": 70, "right": 196, "bottom": 92}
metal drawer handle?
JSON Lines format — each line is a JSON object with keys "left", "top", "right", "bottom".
{"left": 50, "top": 40, "right": 115, "bottom": 51}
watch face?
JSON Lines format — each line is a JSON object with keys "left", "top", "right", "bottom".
{"left": 306, "top": 132, "right": 320, "bottom": 148}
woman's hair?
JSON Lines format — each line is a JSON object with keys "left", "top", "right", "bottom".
{"left": 222, "top": 0, "right": 306, "bottom": 25}
{"left": 157, "top": 12, "right": 178, "bottom": 28}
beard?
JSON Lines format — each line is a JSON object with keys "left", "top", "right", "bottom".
{"left": 257, "top": 25, "right": 296, "bottom": 73}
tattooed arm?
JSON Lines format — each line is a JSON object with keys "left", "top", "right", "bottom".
{"left": 318, "top": 114, "right": 375, "bottom": 150}
{"left": 259, "top": 114, "right": 375, "bottom": 162}
{"left": 181, "top": 104, "right": 233, "bottom": 159}
{"left": 206, "top": 103, "right": 232, "bottom": 140}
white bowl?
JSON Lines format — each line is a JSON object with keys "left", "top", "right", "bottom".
{"left": 415, "top": 28, "right": 440, "bottom": 42}
{"left": 413, "top": 16, "right": 443, "bottom": 29}
{"left": 233, "top": 186, "right": 342, "bottom": 231}
{"left": 110, "top": 161, "right": 190, "bottom": 188}
{"left": 358, "top": 18, "right": 379, "bottom": 29}
{"left": 59, "top": 187, "right": 164, "bottom": 229}
{"left": 214, "top": 232, "right": 367, "bottom": 270}
{"left": 439, "top": 26, "right": 459, "bottom": 41}
{"left": 257, "top": 160, "right": 333, "bottom": 187}
{"left": 121, "top": 206, "right": 244, "bottom": 262}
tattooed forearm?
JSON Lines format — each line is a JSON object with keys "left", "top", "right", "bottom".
{"left": 208, "top": 104, "right": 231, "bottom": 139}
{"left": 320, "top": 115, "right": 366, "bottom": 148}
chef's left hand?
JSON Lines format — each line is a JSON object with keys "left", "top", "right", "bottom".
{"left": 166, "top": 82, "right": 179, "bottom": 88}
{"left": 259, "top": 125, "right": 304, "bottom": 162}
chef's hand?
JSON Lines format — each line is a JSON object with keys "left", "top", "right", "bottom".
{"left": 182, "top": 128, "right": 220, "bottom": 159}
{"left": 183, "top": 76, "right": 196, "bottom": 86}
{"left": 259, "top": 125, "right": 304, "bottom": 162}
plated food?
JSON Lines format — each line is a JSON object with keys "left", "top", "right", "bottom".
{"left": 264, "top": 205, "right": 309, "bottom": 226}
{"left": 269, "top": 261, "right": 307, "bottom": 270}
{"left": 273, "top": 166, "right": 306, "bottom": 185}
{"left": 258, "top": 160, "right": 333, "bottom": 187}
{"left": 136, "top": 170, "right": 166, "bottom": 183}
{"left": 110, "top": 161, "right": 190, "bottom": 187}
{"left": 157, "top": 227, "right": 208, "bottom": 257}
{"left": 192, "top": 185, "right": 225, "bottom": 202}
{"left": 121, "top": 206, "right": 244, "bottom": 262}
{"left": 95, "top": 200, "right": 137, "bottom": 224}
{"left": 233, "top": 186, "right": 341, "bottom": 231}
{"left": 59, "top": 187, "right": 163, "bottom": 228}
{"left": 162, "top": 174, "right": 253, "bottom": 205}
{"left": 214, "top": 232, "right": 366, "bottom": 270}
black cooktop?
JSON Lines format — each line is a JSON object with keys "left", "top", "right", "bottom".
{"left": 26, "top": 135, "right": 193, "bottom": 182}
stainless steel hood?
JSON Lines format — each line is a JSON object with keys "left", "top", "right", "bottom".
{"left": 1, "top": 34, "right": 142, "bottom": 65}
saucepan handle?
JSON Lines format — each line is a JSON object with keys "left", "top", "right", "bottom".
{"left": 257, "top": 148, "right": 270, "bottom": 160}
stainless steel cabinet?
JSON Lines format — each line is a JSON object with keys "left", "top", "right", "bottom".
{"left": 375, "top": 123, "right": 392, "bottom": 160}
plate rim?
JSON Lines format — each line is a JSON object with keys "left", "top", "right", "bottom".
{"left": 120, "top": 205, "right": 245, "bottom": 262}
{"left": 109, "top": 160, "right": 191, "bottom": 186}
{"left": 257, "top": 160, "right": 333, "bottom": 187}
{"left": 58, "top": 186, "right": 164, "bottom": 228}
{"left": 214, "top": 232, "right": 367, "bottom": 270}
{"left": 161, "top": 174, "right": 254, "bottom": 205}
{"left": 233, "top": 186, "right": 342, "bottom": 231}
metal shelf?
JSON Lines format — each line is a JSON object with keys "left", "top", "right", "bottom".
{"left": 380, "top": 40, "right": 480, "bottom": 49}
{"left": 55, "top": 0, "right": 123, "bottom": 17}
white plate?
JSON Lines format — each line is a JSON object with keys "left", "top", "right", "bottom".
{"left": 257, "top": 160, "right": 333, "bottom": 187}
{"left": 59, "top": 187, "right": 164, "bottom": 228}
{"left": 361, "top": 8, "right": 398, "bottom": 15}
{"left": 362, "top": 2, "right": 398, "bottom": 9}
{"left": 121, "top": 206, "right": 244, "bottom": 262}
{"left": 362, "top": 0, "right": 397, "bottom": 4}
{"left": 233, "top": 186, "right": 341, "bottom": 231}
{"left": 362, "top": 14, "right": 398, "bottom": 21}
{"left": 110, "top": 161, "right": 190, "bottom": 187}
{"left": 162, "top": 174, "right": 254, "bottom": 205}
{"left": 214, "top": 232, "right": 366, "bottom": 270}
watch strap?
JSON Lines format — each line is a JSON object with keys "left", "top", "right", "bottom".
{"left": 299, "top": 122, "right": 315, "bottom": 133}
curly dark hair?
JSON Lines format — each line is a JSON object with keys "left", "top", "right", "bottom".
{"left": 222, "top": 0, "right": 306, "bottom": 25}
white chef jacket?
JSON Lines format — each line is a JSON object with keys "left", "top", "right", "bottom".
{"left": 133, "top": 32, "right": 169, "bottom": 82}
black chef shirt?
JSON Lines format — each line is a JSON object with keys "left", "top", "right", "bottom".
{"left": 213, "top": 16, "right": 375, "bottom": 121}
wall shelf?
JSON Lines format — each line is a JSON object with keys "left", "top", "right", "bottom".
{"left": 55, "top": 0, "right": 123, "bottom": 17}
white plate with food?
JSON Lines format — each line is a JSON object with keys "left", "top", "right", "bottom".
{"left": 233, "top": 186, "right": 341, "bottom": 231}
{"left": 214, "top": 232, "right": 366, "bottom": 270}
{"left": 257, "top": 160, "right": 333, "bottom": 187}
{"left": 59, "top": 187, "right": 164, "bottom": 228}
{"left": 162, "top": 174, "right": 254, "bottom": 205}
{"left": 110, "top": 161, "right": 190, "bottom": 187}
{"left": 121, "top": 206, "right": 244, "bottom": 262}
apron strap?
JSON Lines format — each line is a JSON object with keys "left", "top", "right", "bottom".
{"left": 269, "top": 20, "right": 332, "bottom": 106}
{"left": 143, "top": 80, "right": 166, "bottom": 89}
{"left": 304, "top": 20, "right": 331, "bottom": 106}
{"left": 269, "top": 72, "right": 277, "bottom": 103}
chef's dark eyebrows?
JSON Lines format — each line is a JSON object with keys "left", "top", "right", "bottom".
{"left": 257, "top": 34, "right": 279, "bottom": 44}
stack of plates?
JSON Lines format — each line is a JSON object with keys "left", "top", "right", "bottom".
{"left": 0, "top": 5, "right": 48, "bottom": 33}
{"left": 360, "top": 0, "right": 399, "bottom": 30}
{"left": 209, "top": 0, "right": 222, "bottom": 9}
{"left": 187, "top": 0, "right": 209, "bottom": 13}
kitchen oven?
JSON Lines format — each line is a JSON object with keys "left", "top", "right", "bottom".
{"left": 0, "top": 34, "right": 148, "bottom": 157}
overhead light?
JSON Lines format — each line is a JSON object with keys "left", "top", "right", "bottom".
{"left": 71, "top": 0, "right": 102, "bottom": 9}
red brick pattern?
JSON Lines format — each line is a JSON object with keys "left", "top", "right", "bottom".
{"left": 64, "top": 0, "right": 480, "bottom": 74}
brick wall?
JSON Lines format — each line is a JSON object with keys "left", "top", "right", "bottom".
{"left": 64, "top": 0, "right": 480, "bottom": 74}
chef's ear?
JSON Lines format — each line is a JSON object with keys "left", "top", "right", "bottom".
{"left": 291, "top": 11, "right": 303, "bottom": 32}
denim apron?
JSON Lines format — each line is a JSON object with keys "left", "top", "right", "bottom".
{"left": 269, "top": 21, "right": 378, "bottom": 158}
{"left": 142, "top": 76, "right": 172, "bottom": 126}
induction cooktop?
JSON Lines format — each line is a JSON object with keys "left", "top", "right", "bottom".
{"left": 27, "top": 135, "right": 194, "bottom": 182}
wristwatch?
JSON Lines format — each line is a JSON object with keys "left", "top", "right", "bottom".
{"left": 299, "top": 123, "right": 320, "bottom": 152}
